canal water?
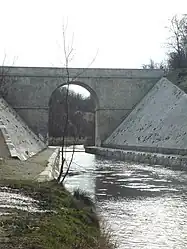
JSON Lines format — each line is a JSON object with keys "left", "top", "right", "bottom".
{"left": 64, "top": 145, "right": 187, "bottom": 249}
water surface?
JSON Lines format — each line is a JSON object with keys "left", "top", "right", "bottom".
{"left": 64, "top": 145, "right": 187, "bottom": 249}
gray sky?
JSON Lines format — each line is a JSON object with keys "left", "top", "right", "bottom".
{"left": 1, "top": 0, "right": 187, "bottom": 68}
{"left": 0, "top": 0, "right": 186, "bottom": 96}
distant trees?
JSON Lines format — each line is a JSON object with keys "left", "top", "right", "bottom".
{"left": 142, "top": 59, "right": 167, "bottom": 71}
{"left": 143, "top": 14, "right": 187, "bottom": 71}
{"left": 0, "top": 67, "right": 8, "bottom": 97}
{"left": 49, "top": 87, "right": 95, "bottom": 138}
{"left": 166, "top": 14, "right": 187, "bottom": 69}
{"left": 0, "top": 57, "right": 11, "bottom": 98}
{"left": 0, "top": 56, "right": 17, "bottom": 98}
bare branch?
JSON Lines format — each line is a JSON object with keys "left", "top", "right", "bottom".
{"left": 165, "top": 14, "right": 187, "bottom": 69}
{"left": 56, "top": 22, "right": 97, "bottom": 183}
{"left": 57, "top": 23, "right": 73, "bottom": 183}
{"left": 71, "top": 48, "right": 99, "bottom": 82}
{"left": 60, "top": 141, "right": 76, "bottom": 183}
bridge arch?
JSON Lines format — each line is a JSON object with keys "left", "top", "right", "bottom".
{"left": 48, "top": 81, "right": 99, "bottom": 145}
{"left": 49, "top": 81, "right": 100, "bottom": 109}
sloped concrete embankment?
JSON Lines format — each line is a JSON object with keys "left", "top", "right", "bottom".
{"left": 86, "top": 78, "right": 187, "bottom": 166}
{"left": 0, "top": 97, "right": 46, "bottom": 160}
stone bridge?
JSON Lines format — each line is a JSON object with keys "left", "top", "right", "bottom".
{"left": 2, "top": 67, "right": 164, "bottom": 146}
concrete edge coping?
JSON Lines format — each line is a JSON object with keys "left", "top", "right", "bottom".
{"left": 85, "top": 146, "right": 187, "bottom": 168}
{"left": 94, "top": 146, "right": 187, "bottom": 159}
{"left": 102, "top": 143, "right": 187, "bottom": 156}
{"left": 0, "top": 66, "right": 164, "bottom": 79}
{"left": 36, "top": 148, "right": 61, "bottom": 182}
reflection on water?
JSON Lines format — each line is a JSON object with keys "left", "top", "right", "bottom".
{"left": 64, "top": 145, "right": 187, "bottom": 249}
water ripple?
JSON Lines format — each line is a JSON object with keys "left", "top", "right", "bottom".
{"left": 61, "top": 146, "right": 187, "bottom": 248}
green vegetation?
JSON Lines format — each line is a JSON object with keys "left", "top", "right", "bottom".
{"left": 0, "top": 180, "right": 116, "bottom": 249}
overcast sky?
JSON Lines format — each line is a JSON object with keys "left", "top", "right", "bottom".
{"left": 0, "top": 0, "right": 187, "bottom": 69}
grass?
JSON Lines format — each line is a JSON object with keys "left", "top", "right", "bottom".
{"left": 73, "top": 188, "right": 96, "bottom": 208}
{"left": 0, "top": 179, "right": 116, "bottom": 249}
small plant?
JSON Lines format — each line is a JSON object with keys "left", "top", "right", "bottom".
{"left": 73, "top": 188, "right": 95, "bottom": 207}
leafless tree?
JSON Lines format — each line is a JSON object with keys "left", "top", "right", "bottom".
{"left": 0, "top": 55, "right": 17, "bottom": 98}
{"left": 166, "top": 14, "right": 187, "bottom": 69}
{"left": 0, "top": 56, "right": 11, "bottom": 98}
{"left": 56, "top": 24, "right": 74, "bottom": 183}
{"left": 142, "top": 59, "right": 159, "bottom": 69}
{"left": 56, "top": 24, "right": 97, "bottom": 183}
{"left": 142, "top": 59, "right": 168, "bottom": 72}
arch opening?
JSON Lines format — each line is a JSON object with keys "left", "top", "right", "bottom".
{"left": 48, "top": 82, "right": 99, "bottom": 146}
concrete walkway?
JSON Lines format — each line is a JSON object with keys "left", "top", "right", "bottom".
{"left": 0, "top": 147, "right": 57, "bottom": 181}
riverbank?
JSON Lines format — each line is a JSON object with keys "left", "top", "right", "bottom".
{"left": 0, "top": 147, "right": 115, "bottom": 249}
{"left": 85, "top": 146, "right": 187, "bottom": 168}
{"left": 0, "top": 179, "right": 115, "bottom": 249}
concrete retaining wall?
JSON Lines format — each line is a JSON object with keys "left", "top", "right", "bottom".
{"left": 85, "top": 147, "right": 187, "bottom": 168}
{"left": 36, "top": 148, "right": 60, "bottom": 182}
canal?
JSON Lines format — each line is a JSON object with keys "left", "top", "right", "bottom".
{"left": 64, "top": 145, "right": 187, "bottom": 249}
